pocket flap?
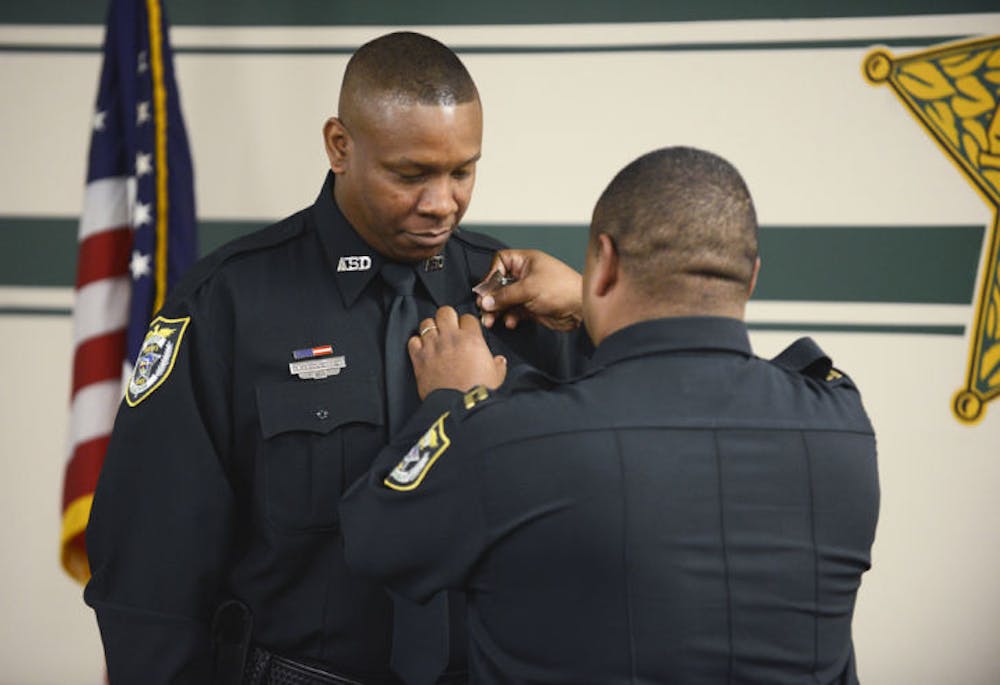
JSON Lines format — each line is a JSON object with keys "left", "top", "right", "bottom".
{"left": 257, "top": 377, "right": 383, "bottom": 439}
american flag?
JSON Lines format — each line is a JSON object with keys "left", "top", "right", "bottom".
{"left": 61, "top": 0, "right": 196, "bottom": 583}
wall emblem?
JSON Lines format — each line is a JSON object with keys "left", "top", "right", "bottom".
{"left": 864, "top": 36, "right": 1000, "bottom": 424}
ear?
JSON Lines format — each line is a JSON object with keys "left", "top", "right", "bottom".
{"left": 748, "top": 257, "right": 761, "bottom": 297}
{"left": 323, "top": 117, "right": 350, "bottom": 173}
{"left": 591, "top": 233, "right": 620, "bottom": 298}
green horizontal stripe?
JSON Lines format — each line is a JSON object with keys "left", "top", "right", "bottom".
{"left": 747, "top": 323, "right": 964, "bottom": 335}
{"left": 0, "top": 36, "right": 968, "bottom": 55}
{"left": 0, "top": 304, "right": 964, "bottom": 335}
{"left": 0, "top": 307, "right": 72, "bottom": 316}
{"left": 0, "top": 217, "right": 985, "bottom": 305}
{"left": 1, "top": 0, "right": 994, "bottom": 26}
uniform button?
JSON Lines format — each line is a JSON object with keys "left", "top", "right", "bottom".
{"left": 314, "top": 408, "right": 330, "bottom": 420}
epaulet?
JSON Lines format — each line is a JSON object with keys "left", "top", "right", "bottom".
{"left": 452, "top": 228, "right": 509, "bottom": 281}
{"left": 166, "top": 211, "right": 308, "bottom": 303}
{"left": 770, "top": 336, "right": 846, "bottom": 383}
{"left": 452, "top": 365, "right": 558, "bottom": 423}
{"left": 452, "top": 227, "right": 508, "bottom": 254}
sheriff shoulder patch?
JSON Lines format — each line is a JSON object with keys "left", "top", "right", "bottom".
{"left": 384, "top": 412, "right": 451, "bottom": 492}
{"left": 125, "top": 315, "right": 191, "bottom": 407}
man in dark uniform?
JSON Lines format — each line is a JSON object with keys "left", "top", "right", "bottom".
{"left": 340, "top": 147, "right": 881, "bottom": 684}
{"left": 84, "top": 32, "right": 583, "bottom": 684}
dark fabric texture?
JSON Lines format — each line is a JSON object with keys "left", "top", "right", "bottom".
{"left": 341, "top": 317, "right": 880, "bottom": 685}
{"left": 84, "top": 172, "right": 585, "bottom": 684}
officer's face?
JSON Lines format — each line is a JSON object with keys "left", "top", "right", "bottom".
{"left": 327, "top": 99, "right": 483, "bottom": 263}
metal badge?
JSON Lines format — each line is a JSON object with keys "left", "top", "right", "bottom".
{"left": 472, "top": 270, "right": 516, "bottom": 297}
{"left": 424, "top": 254, "right": 445, "bottom": 272}
{"left": 337, "top": 255, "right": 372, "bottom": 272}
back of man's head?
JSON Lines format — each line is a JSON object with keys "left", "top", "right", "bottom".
{"left": 592, "top": 146, "right": 759, "bottom": 313}
{"left": 339, "top": 31, "right": 479, "bottom": 119}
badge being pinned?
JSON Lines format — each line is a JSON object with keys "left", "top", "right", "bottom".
{"left": 289, "top": 344, "right": 347, "bottom": 379}
{"left": 385, "top": 412, "right": 451, "bottom": 491}
{"left": 126, "top": 315, "right": 190, "bottom": 407}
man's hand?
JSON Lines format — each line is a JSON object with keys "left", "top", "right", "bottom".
{"left": 408, "top": 306, "right": 507, "bottom": 399}
{"left": 475, "top": 249, "right": 583, "bottom": 331}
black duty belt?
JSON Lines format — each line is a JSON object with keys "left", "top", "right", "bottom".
{"left": 244, "top": 647, "right": 364, "bottom": 685}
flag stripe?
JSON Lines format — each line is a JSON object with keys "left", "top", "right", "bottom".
{"left": 68, "top": 378, "right": 123, "bottom": 455}
{"left": 60, "top": 494, "right": 94, "bottom": 583}
{"left": 76, "top": 226, "right": 132, "bottom": 289}
{"left": 73, "top": 276, "right": 130, "bottom": 345}
{"left": 63, "top": 436, "right": 111, "bottom": 510}
{"left": 79, "top": 176, "right": 131, "bottom": 241}
{"left": 72, "top": 330, "right": 127, "bottom": 398}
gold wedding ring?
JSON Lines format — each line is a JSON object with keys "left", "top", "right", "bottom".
{"left": 419, "top": 324, "right": 438, "bottom": 336}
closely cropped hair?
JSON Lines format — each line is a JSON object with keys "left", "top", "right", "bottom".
{"left": 340, "top": 32, "right": 479, "bottom": 114}
{"left": 592, "top": 146, "right": 759, "bottom": 299}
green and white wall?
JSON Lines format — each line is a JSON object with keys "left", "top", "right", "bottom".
{"left": 2, "top": 2, "right": 998, "bottom": 682}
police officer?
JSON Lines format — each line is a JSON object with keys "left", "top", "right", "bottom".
{"left": 340, "top": 146, "right": 880, "bottom": 684}
{"left": 84, "top": 32, "right": 584, "bottom": 684}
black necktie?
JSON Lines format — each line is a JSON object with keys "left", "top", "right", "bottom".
{"left": 381, "top": 263, "right": 421, "bottom": 434}
{"left": 381, "top": 262, "right": 450, "bottom": 685}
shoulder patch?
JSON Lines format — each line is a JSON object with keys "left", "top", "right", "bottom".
{"left": 384, "top": 412, "right": 451, "bottom": 491}
{"left": 126, "top": 315, "right": 190, "bottom": 407}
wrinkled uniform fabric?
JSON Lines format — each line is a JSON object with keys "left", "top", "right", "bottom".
{"left": 342, "top": 317, "right": 879, "bottom": 685}
{"left": 85, "top": 172, "right": 584, "bottom": 684}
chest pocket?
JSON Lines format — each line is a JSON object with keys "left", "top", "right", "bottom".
{"left": 257, "top": 376, "right": 383, "bottom": 531}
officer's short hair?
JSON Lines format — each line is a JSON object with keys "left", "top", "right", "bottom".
{"left": 339, "top": 32, "right": 479, "bottom": 115}
{"left": 592, "top": 146, "right": 759, "bottom": 299}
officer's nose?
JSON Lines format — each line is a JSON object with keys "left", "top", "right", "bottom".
{"left": 416, "top": 176, "right": 459, "bottom": 219}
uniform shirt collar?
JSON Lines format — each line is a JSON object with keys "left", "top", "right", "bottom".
{"left": 591, "top": 316, "right": 753, "bottom": 368}
{"left": 312, "top": 171, "right": 456, "bottom": 308}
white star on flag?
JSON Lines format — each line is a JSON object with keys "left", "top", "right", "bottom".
{"left": 129, "top": 250, "right": 152, "bottom": 280}
{"left": 137, "top": 101, "right": 151, "bottom": 125}
{"left": 92, "top": 110, "right": 107, "bottom": 132}
{"left": 138, "top": 50, "right": 148, "bottom": 73}
{"left": 134, "top": 201, "right": 152, "bottom": 227}
{"left": 136, "top": 151, "right": 153, "bottom": 177}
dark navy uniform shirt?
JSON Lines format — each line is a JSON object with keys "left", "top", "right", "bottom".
{"left": 84, "top": 173, "right": 583, "bottom": 683}
{"left": 341, "top": 316, "right": 879, "bottom": 685}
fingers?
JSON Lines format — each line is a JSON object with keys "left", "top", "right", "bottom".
{"left": 490, "top": 249, "right": 529, "bottom": 279}
{"left": 490, "top": 354, "right": 508, "bottom": 388}
{"left": 458, "top": 312, "right": 482, "bottom": 332}
{"left": 434, "top": 305, "right": 460, "bottom": 331}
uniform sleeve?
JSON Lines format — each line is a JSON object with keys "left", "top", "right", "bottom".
{"left": 84, "top": 296, "right": 237, "bottom": 684}
{"left": 339, "top": 390, "right": 488, "bottom": 603}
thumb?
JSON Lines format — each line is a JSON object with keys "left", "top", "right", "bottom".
{"left": 482, "top": 277, "right": 531, "bottom": 312}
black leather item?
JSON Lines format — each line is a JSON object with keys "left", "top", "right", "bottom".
{"left": 212, "top": 599, "right": 253, "bottom": 685}
{"left": 244, "top": 647, "right": 364, "bottom": 685}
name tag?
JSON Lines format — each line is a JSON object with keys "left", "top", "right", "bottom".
{"left": 289, "top": 356, "right": 347, "bottom": 379}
